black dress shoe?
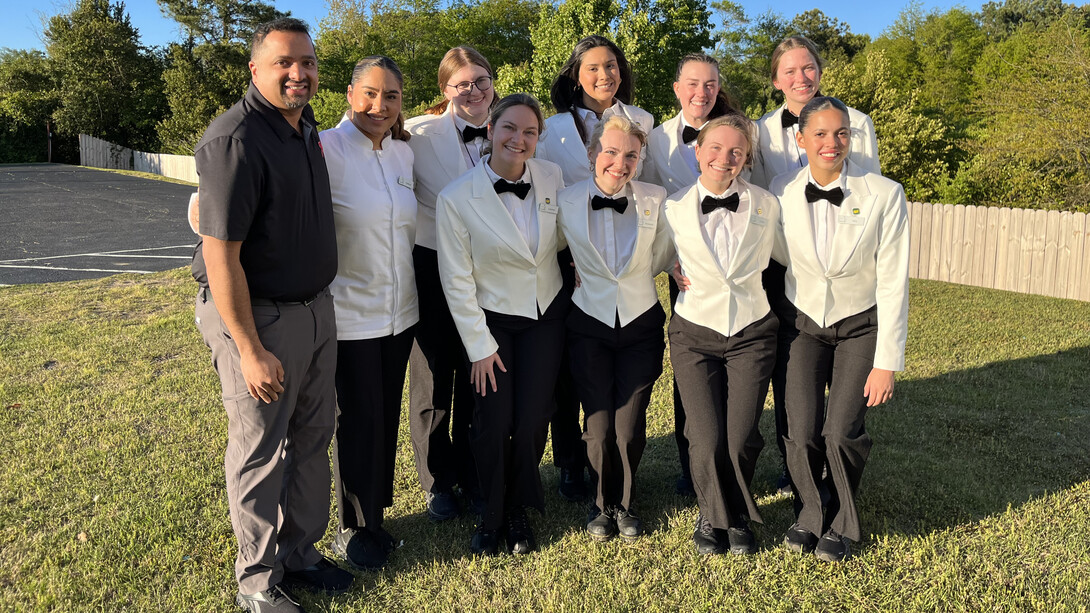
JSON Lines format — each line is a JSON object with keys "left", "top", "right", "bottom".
{"left": 505, "top": 506, "right": 536, "bottom": 554}
{"left": 236, "top": 584, "right": 303, "bottom": 613}
{"left": 692, "top": 513, "right": 725, "bottom": 555}
{"left": 726, "top": 522, "right": 757, "bottom": 555}
{"left": 815, "top": 529, "right": 850, "bottom": 562}
{"left": 332, "top": 528, "right": 387, "bottom": 570}
{"left": 470, "top": 525, "right": 499, "bottom": 556}
{"left": 615, "top": 507, "right": 643, "bottom": 540}
{"left": 370, "top": 525, "right": 397, "bottom": 554}
{"left": 283, "top": 556, "right": 355, "bottom": 594}
{"left": 675, "top": 473, "right": 696, "bottom": 497}
{"left": 558, "top": 468, "right": 586, "bottom": 502}
{"left": 586, "top": 506, "right": 616, "bottom": 541}
{"left": 784, "top": 523, "right": 818, "bottom": 553}
{"left": 426, "top": 489, "right": 460, "bottom": 521}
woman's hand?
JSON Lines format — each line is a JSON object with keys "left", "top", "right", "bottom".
{"left": 863, "top": 368, "right": 895, "bottom": 407}
{"left": 471, "top": 352, "right": 507, "bottom": 396}
{"left": 671, "top": 260, "right": 691, "bottom": 291}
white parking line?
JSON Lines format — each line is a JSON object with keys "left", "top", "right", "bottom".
{"left": 0, "top": 244, "right": 193, "bottom": 264}
{"left": 0, "top": 264, "right": 154, "bottom": 274}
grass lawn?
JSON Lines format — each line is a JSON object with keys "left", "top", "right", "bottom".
{"left": 1, "top": 270, "right": 1088, "bottom": 612}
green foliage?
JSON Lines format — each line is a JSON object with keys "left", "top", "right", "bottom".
{"left": 0, "top": 50, "right": 61, "bottom": 162}
{"left": 155, "top": 0, "right": 285, "bottom": 154}
{"left": 44, "top": 0, "right": 166, "bottom": 152}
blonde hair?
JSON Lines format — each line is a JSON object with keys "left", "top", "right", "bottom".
{"left": 770, "top": 35, "right": 824, "bottom": 81}
{"left": 425, "top": 46, "right": 495, "bottom": 116}
{"left": 696, "top": 114, "right": 757, "bottom": 170}
{"left": 586, "top": 114, "right": 646, "bottom": 156}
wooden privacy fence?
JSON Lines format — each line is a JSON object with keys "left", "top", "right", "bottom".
{"left": 79, "top": 134, "right": 197, "bottom": 184}
{"left": 908, "top": 202, "right": 1090, "bottom": 301}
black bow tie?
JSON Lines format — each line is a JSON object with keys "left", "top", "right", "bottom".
{"left": 591, "top": 195, "right": 628, "bottom": 214}
{"left": 804, "top": 183, "right": 845, "bottom": 206}
{"left": 493, "top": 179, "right": 531, "bottom": 199}
{"left": 461, "top": 125, "right": 488, "bottom": 143}
{"left": 701, "top": 193, "right": 740, "bottom": 214}
{"left": 681, "top": 125, "right": 700, "bottom": 144}
{"left": 781, "top": 109, "right": 799, "bottom": 130}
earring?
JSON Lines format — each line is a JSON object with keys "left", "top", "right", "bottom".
{"left": 589, "top": 161, "right": 595, "bottom": 172}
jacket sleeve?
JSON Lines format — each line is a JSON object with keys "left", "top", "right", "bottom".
{"left": 872, "top": 183, "right": 910, "bottom": 371}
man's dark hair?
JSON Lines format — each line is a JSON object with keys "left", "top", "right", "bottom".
{"left": 251, "top": 18, "right": 311, "bottom": 59}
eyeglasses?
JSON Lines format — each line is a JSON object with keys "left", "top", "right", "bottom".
{"left": 446, "top": 76, "right": 493, "bottom": 95}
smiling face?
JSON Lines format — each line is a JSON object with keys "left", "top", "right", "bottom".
{"left": 444, "top": 63, "right": 494, "bottom": 126}
{"left": 577, "top": 45, "right": 621, "bottom": 113}
{"left": 249, "top": 30, "right": 318, "bottom": 123}
{"left": 487, "top": 104, "right": 541, "bottom": 178}
{"left": 673, "top": 60, "right": 720, "bottom": 127}
{"left": 695, "top": 124, "right": 748, "bottom": 193}
{"left": 347, "top": 67, "right": 402, "bottom": 149}
{"left": 773, "top": 47, "right": 821, "bottom": 113}
{"left": 797, "top": 107, "right": 850, "bottom": 184}
{"left": 591, "top": 128, "right": 642, "bottom": 196}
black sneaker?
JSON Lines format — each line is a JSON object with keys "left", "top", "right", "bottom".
{"left": 558, "top": 467, "right": 587, "bottom": 502}
{"left": 784, "top": 523, "right": 818, "bottom": 553}
{"left": 370, "top": 525, "right": 397, "bottom": 554}
{"left": 726, "top": 521, "right": 757, "bottom": 555}
{"left": 615, "top": 507, "right": 643, "bottom": 541}
{"left": 282, "top": 556, "right": 354, "bottom": 594}
{"left": 586, "top": 506, "right": 616, "bottom": 541}
{"left": 815, "top": 529, "right": 851, "bottom": 562}
{"left": 235, "top": 584, "right": 303, "bottom": 613}
{"left": 692, "top": 513, "right": 725, "bottom": 555}
{"left": 332, "top": 528, "right": 387, "bottom": 570}
{"left": 470, "top": 525, "right": 499, "bottom": 556}
{"left": 426, "top": 488, "right": 460, "bottom": 521}
{"left": 505, "top": 506, "right": 536, "bottom": 554}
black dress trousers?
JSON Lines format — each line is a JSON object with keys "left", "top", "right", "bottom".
{"left": 669, "top": 312, "right": 778, "bottom": 530}
{"left": 762, "top": 260, "right": 800, "bottom": 466}
{"left": 408, "top": 246, "right": 478, "bottom": 496}
{"left": 550, "top": 247, "right": 586, "bottom": 473}
{"left": 472, "top": 294, "right": 569, "bottom": 530}
{"left": 333, "top": 325, "right": 416, "bottom": 531}
{"left": 783, "top": 306, "right": 877, "bottom": 542}
{"left": 668, "top": 276, "right": 692, "bottom": 482}
{"left": 567, "top": 303, "right": 666, "bottom": 511}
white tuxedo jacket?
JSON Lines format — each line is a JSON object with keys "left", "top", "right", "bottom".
{"left": 405, "top": 107, "right": 472, "bottom": 250}
{"left": 643, "top": 113, "right": 698, "bottom": 194}
{"left": 750, "top": 104, "right": 879, "bottom": 189}
{"left": 537, "top": 102, "right": 654, "bottom": 186}
{"left": 664, "top": 178, "right": 781, "bottom": 337}
{"left": 770, "top": 163, "right": 909, "bottom": 371}
{"left": 435, "top": 158, "right": 565, "bottom": 361}
{"left": 556, "top": 179, "right": 672, "bottom": 327}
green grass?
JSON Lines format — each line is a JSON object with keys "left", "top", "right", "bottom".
{"left": 1, "top": 271, "right": 1088, "bottom": 611}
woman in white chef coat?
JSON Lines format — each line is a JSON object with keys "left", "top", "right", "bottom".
{"left": 556, "top": 115, "right": 672, "bottom": 542}
{"left": 643, "top": 52, "right": 745, "bottom": 498}
{"left": 665, "top": 114, "right": 781, "bottom": 556}
{"left": 435, "top": 93, "right": 568, "bottom": 557}
{"left": 537, "top": 34, "right": 655, "bottom": 501}
{"left": 770, "top": 96, "right": 908, "bottom": 563}
{"left": 404, "top": 46, "right": 497, "bottom": 522}
{"left": 320, "top": 56, "right": 417, "bottom": 570}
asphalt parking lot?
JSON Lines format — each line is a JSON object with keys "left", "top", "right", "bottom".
{"left": 0, "top": 164, "right": 198, "bottom": 285}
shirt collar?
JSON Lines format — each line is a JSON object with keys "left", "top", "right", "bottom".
{"left": 590, "top": 179, "right": 630, "bottom": 202}
{"left": 482, "top": 155, "right": 530, "bottom": 185}
{"left": 806, "top": 160, "right": 849, "bottom": 191}
{"left": 245, "top": 81, "right": 318, "bottom": 143}
{"left": 697, "top": 176, "right": 743, "bottom": 201}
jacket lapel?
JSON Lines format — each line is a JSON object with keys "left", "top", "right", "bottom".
{"left": 469, "top": 165, "right": 536, "bottom": 263}
{"left": 826, "top": 165, "right": 874, "bottom": 274}
{"left": 427, "top": 107, "right": 469, "bottom": 183}
{"left": 664, "top": 114, "right": 698, "bottom": 188}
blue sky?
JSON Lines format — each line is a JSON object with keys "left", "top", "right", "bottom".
{"left": 3, "top": 0, "right": 983, "bottom": 52}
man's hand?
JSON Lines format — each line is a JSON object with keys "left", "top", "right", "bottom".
{"left": 241, "top": 347, "right": 285, "bottom": 403}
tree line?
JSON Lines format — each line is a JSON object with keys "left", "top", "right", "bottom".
{"left": 1, "top": 0, "right": 1088, "bottom": 211}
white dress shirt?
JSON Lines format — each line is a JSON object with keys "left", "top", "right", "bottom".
{"left": 452, "top": 112, "right": 486, "bottom": 169}
{"left": 697, "top": 179, "right": 750, "bottom": 275}
{"left": 587, "top": 182, "right": 639, "bottom": 276}
{"left": 482, "top": 156, "right": 539, "bottom": 256}
{"left": 320, "top": 115, "right": 419, "bottom": 340}
{"left": 678, "top": 116, "right": 701, "bottom": 177}
{"left": 807, "top": 166, "right": 849, "bottom": 271}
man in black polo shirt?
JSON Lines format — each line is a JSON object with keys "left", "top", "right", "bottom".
{"left": 191, "top": 17, "right": 353, "bottom": 612}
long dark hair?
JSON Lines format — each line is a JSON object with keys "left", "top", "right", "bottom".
{"left": 349, "top": 55, "right": 410, "bottom": 142}
{"left": 674, "top": 53, "right": 742, "bottom": 121}
{"left": 549, "top": 35, "right": 634, "bottom": 144}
